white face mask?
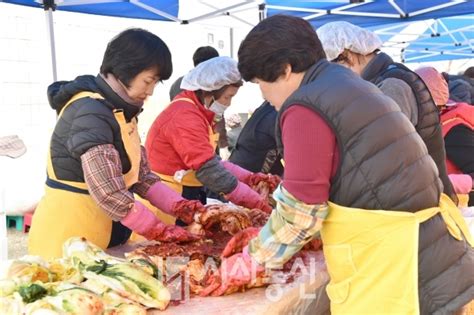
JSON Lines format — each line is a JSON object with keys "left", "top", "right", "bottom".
{"left": 209, "top": 99, "right": 227, "bottom": 119}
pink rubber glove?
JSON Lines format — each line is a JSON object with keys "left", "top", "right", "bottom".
{"left": 200, "top": 245, "right": 264, "bottom": 297}
{"left": 146, "top": 182, "right": 206, "bottom": 223}
{"left": 121, "top": 200, "right": 161, "bottom": 235}
{"left": 225, "top": 181, "right": 272, "bottom": 213}
{"left": 221, "top": 161, "right": 280, "bottom": 193}
{"left": 121, "top": 201, "right": 198, "bottom": 242}
{"left": 145, "top": 181, "right": 184, "bottom": 214}
{"left": 448, "top": 174, "right": 473, "bottom": 194}
{"left": 221, "top": 160, "right": 252, "bottom": 183}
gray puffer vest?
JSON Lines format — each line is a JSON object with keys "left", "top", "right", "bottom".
{"left": 362, "top": 52, "right": 457, "bottom": 202}
{"left": 276, "top": 60, "right": 474, "bottom": 314}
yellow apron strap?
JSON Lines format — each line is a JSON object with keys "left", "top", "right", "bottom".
{"left": 113, "top": 111, "right": 141, "bottom": 188}
{"left": 412, "top": 194, "right": 473, "bottom": 246}
{"left": 48, "top": 91, "right": 141, "bottom": 190}
{"left": 438, "top": 194, "right": 474, "bottom": 246}
{"left": 58, "top": 91, "right": 103, "bottom": 117}
{"left": 47, "top": 92, "right": 104, "bottom": 190}
{"left": 158, "top": 172, "right": 201, "bottom": 188}
{"left": 208, "top": 126, "right": 218, "bottom": 151}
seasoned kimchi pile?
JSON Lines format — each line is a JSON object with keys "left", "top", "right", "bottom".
{"left": 127, "top": 203, "right": 323, "bottom": 299}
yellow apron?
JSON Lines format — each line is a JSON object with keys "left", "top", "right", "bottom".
{"left": 28, "top": 92, "right": 141, "bottom": 259}
{"left": 134, "top": 97, "right": 218, "bottom": 230}
{"left": 320, "top": 194, "right": 473, "bottom": 315}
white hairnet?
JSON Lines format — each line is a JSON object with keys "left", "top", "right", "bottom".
{"left": 181, "top": 56, "right": 241, "bottom": 91}
{"left": 316, "top": 21, "right": 382, "bottom": 61}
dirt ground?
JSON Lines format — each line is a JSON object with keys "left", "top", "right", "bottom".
{"left": 6, "top": 227, "right": 28, "bottom": 259}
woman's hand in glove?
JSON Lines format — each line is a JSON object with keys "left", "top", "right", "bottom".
{"left": 221, "top": 227, "right": 260, "bottom": 258}
{"left": 172, "top": 200, "right": 206, "bottom": 225}
{"left": 247, "top": 173, "right": 281, "bottom": 193}
{"left": 142, "top": 224, "right": 201, "bottom": 243}
{"left": 200, "top": 246, "right": 265, "bottom": 296}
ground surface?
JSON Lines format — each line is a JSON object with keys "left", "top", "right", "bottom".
{"left": 7, "top": 227, "right": 28, "bottom": 259}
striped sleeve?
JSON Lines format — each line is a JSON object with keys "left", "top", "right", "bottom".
{"left": 81, "top": 144, "right": 134, "bottom": 221}
{"left": 248, "top": 184, "right": 328, "bottom": 269}
{"left": 132, "top": 145, "right": 161, "bottom": 198}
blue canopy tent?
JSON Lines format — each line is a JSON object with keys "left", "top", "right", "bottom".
{"left": 372, "top": 14, "right": 473, "bottom": 62}
{"left": 1, "top": 0, "right": 473, "bottom": 79}
{"left": 2, "top": 0, "right": 180, "bottom": 21}
{"left": 264, "top": 0, "right": 474, "bottom": 28}
{"left": 264, "top": 1, "right": 474, "bottom": 62}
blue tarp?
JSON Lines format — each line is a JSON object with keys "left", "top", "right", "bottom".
{"left": 370, "top": 13, "right": 473, "bottom": 62}
{"left": 402, "top": 15, "right": 473, "bottom": 62}
{"left": 4, "top": 0, "right": 473, "bottom": 27}
{"left": 265, "top": 1, "right": 474, "bottom": 62}
{"left": 1, "top": 0, "right": 179, "bottom": 22}
{"left": 266, "top": 0, "right": 474, "bottom": 28}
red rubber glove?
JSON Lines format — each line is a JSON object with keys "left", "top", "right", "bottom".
{"left": 142, "top": 224, "right": 200, "bottom": 243}
{"left": 221, "top": 161, "right": 281, "bottom": 193}
{"left": 172, "top": 200, "right": 206, "bottom": 225}
{"left": 221, "top": 227, "right": 260, "bottom": 258}
{"left": 225, "top": 181, "right": 272, "bottom": 213}
{"left": 247, "top": 173, "right": 281, "bottom": 193}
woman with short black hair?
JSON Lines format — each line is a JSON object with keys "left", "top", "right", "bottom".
{"left": 29, "top": 28, "right": 203, "bottom": 259}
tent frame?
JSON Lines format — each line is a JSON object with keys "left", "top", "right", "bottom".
{"left": 266, "top": 0, "right": 469, "bottom": 21}
{"left": 5, "top": 0, "right": 474, "bottom": 79}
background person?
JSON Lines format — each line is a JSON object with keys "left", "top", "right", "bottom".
{"left": 229, "top": 101, "right": 283, "bottom": 176}
{"left": 169, "top": 46, "right": 230, "bottom": 156}
{"left": 317, "top": 21, "right": 458, "bottom": 204}
{"left": 225, "top": 113, "right": 243, "bottom": 152}
{"left": 443, "top": 66, "right": 474, "bottom": 105}
{"left": 169, "top": 46, "right": 219, "bottom": 101}
{"left": 416, "top": 66, "right": 474, "bottom": 207}
{"left": 146, "top": 56, "right": 277, "bottom": 225}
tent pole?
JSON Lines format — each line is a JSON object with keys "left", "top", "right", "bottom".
{"left": 229, "top": 27, "right": 234, "bottom": 58}
{"left": 0, "top": 189, "right": 7, "bottom": 262}
{"left": 258, "top": 3, "right": 266, "bottom": 21}
{"left": 44, "top": 6, "right": 58, "bottom": 82}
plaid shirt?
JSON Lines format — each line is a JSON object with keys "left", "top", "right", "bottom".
{"left": 248, "top": 184, "right": 328, "bottom": 269}
{"left": 81, "top": 144, "right": 160, "bottom": 221}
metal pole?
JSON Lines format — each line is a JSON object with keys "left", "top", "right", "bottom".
{"left": 258, "top": 3, "right": 266, "bottom": 21}
{"left": 229, "top": 27, "right": 234, "bottom": 58}
{"left": 44, "top": 7, "right": 58, "bottom": 82}
{"left": 1, "top": 189, "right": 7, "bottom": 262}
